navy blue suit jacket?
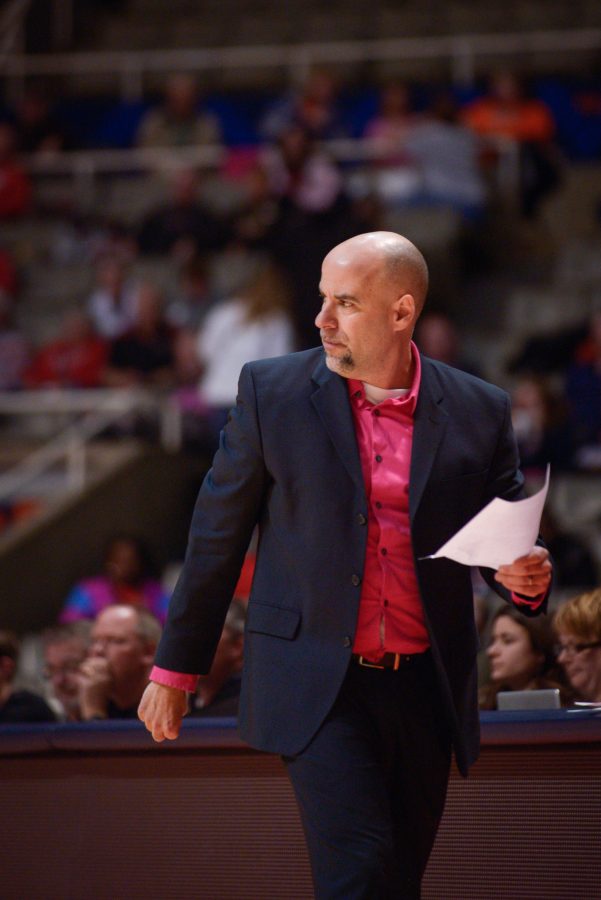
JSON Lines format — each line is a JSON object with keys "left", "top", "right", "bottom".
{"left": 155, "top": 348, "right": 546, "bottom": 775}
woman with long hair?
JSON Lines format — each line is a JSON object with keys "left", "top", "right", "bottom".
{"left": 479, "top": 605, "right": 571, "bottom": 709}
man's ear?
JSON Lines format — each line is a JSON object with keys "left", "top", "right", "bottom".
{"left": 392, "top": 293, "right": 416, "bottom": 332}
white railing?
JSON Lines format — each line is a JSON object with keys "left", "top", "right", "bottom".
{"left": 2, "top": 28, "right": 601, "bottom": 98}
{"left": 24, "top": 136, "right": 520, "bottom": 208}
{"left": 0, "top": 389, "right": 183, "bottom": 500}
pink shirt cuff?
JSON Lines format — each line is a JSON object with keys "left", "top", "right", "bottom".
{"left": 511, "top": 591, "right": 545, "bottom": 611}
{"left": 150, "top": 665, "right": 199, "bottom": 693}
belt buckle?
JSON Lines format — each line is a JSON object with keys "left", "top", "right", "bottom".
{"left": 357, "top": 655, "right": 385, "bottom": 670}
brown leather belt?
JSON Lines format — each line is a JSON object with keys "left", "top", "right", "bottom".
{"left": 351, "top": 651, "right": 426, "bottom": 671}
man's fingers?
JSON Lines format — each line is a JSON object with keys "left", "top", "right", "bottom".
{"left": 163, "top": 723, "right": 181, "bottom": 740}
{"left": 148, "top": 721, "right": 180, "bottom": 742}
{"left": 494, "top": 568, "right": 551, "bottom": 597}
{"left": 511, "top": 558, "right": 552, "bottom": 575}
{"left": 497, "top": 548, "right": 551, "bottom": 578}
{"left": 137, "top": 682, "right": 185, "bottom": 742}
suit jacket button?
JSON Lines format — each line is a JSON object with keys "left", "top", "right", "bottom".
{"left": 343, "top": 636, "right": 352, "bottom": 648}
{"left": 351, "top": 574, "right": 361, "bottom": 586}
{"left": 357, "top": 513, "right": 367, "bottom": 526}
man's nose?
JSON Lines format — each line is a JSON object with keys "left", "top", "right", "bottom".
{"left": 315, "top": 299, "right": 335, "bottom": 329}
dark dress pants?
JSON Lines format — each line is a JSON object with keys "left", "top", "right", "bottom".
{"left": 283, "top": 652, "right": 452, "bottom": 900}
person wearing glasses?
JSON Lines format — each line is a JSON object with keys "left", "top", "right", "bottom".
{"left": 42, "top": 621, "right": 91, "bottom": 721}
{"left": 554, "top": 589, "right": 601, "bottom": 703}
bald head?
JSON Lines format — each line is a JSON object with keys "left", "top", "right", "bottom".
{"left": 317, "top": 231, "right": 428, "bottom": 388}
{"left": 324, "top": 232, "right": 429, "bottom": 318}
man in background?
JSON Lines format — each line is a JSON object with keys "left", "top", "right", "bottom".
{"left": 79, "top": 605, "right": 161, "bottom": 720}
{"left": 139, "top": 231, "right": 551, "bottom": 898}
{"left": 42, "top": 621, "right": 91, "bottom": 720}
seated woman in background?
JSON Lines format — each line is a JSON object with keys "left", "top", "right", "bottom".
{"left": 60, "top": 535, "right": 170, "bottom": 625}
{"left": 479, "top": 606, "right": 571, "bottom": 709}
{"left": 554, "top": 589, "right": 601, "bottom": 703}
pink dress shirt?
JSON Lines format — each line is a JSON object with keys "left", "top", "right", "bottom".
{"left": 348, "top": 345, "right": 429, "bottom": 659}
{"left": 151, "top": 343, "right": 543, "bottom": 690}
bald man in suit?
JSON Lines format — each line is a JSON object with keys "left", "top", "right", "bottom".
{"left": 139, "top": 232, "right": 551, "bottom": 899}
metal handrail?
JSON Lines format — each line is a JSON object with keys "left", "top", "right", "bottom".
{"left": 2, "top": 28, "right": 601, "bottom": 98}
{"left": 23, "top": 134, "right": 520, "bottom": 208}
{"left": 0, "top": 388, "right": 182, "bottom": 500}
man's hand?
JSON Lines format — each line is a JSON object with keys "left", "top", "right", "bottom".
{"left": 494, "top": 546, "right": 552, "bottom": 597}
{"left": 78, "top": 657, "right": 113, "bottom": 720}
{"left": 138, "top": 681, "right": 188, "bottom": 742}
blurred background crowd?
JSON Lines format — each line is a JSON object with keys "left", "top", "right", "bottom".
{"left": 1, "top": 0, "right": 601, "bottom": 724}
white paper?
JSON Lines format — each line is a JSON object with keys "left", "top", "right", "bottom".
{"left": 423, "top": 466, "right": 550, "bottom": 569}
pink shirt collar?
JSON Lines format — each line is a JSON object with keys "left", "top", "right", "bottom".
{"left": 348, "top": 340, "right": 422, "bottom": 416}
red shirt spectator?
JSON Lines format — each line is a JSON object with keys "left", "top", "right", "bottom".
{"left": 0, "top": 123, "right": 32, "bottom": 219}
{"left": 0, "top": 247, "right": 18, "bottom": 297}
{"left": 24, "top": 312, "right": 108, "bottom": 388}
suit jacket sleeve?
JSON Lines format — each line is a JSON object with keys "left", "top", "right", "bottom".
{"left": 154, "top": 363, "right": 268, "bottom": 674}
{"left": 478, "top": 391, "right": 550, "bottom": 616}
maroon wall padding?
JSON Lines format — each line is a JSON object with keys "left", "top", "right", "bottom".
{"left": 1, "top": 716, "right": 600, "bottom": 899}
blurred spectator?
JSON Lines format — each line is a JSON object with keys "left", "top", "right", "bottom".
{"left": 0, "top": 293, "right": 29, "bottom": 389}
{"left": 540, "top": 509, "right": 598, "bottom": 589}
{"left": 263, "top": 126, "right": 364, "bottom": 348}
{"left": 78, "top": 605, "right": 161, "bottom": 720}
{"left": 357, "top": 82, "right": 421, "bottom": 205}
{"left": 0, "top": 630, "right": 56, "bottom": 723}
{"left": 86, "top": 255, "right": 137, "bottom": 340}
{"left": 403, "top": 93, "right": 487, "bottom": 219}
{"left": 262, "top": 125, "right": 342, "bottom": 214}
{"left": 0, "top": 246, "right": 18, "bottom": 298}
{"left": 24, "top": 311, "right": 108, "bottom": 388}
{"left": 197, "top": 261, "right": 294, "bottom": 442}
{"left": 260, "top": 69, "right": 347, "bottom": 142}
{"left": 0, "top": 122, "right": 32, "bottom": 219}
{"left": 136, "top": 72, "right": 221, "bottom": 148}
{"left": 415, "top": 312, "right": 480, "bottom": 376}
{"left": 554, "top": 588, "right": 601, "bottom": 702}
{"left": 461, "top": 71, "right": 561, "bottom": 218}
{"left": 511, "top": 375, "right": 573, "bottom": 473}
{"left": 190, "top": 598, "right": 246, "bottom": 717}
{"left": 165, "top": 256, "right": 213, "bottom": 331}
{"left": 230, "top": 157, "right": 280, "bottom": 248}
{"left": 364, "top": 81, "right": 417, "bottom": 159}
{"left": 42, "top": 621, "right": 91, "bottom": 721}
{"left": 463, "top": 71, "right": 555, "bottom": 144}
{"left": 137, "top": 167, "right": 230, "bottom": 260}
{"left": 60, "top": 534, "right": 170, "bottom": 625}
{"left": 479, "top": 606, "right": 570, "bottom": 709}
{"left": 11, "top": 85, "right": 67, "bottom": 155}
{"left": 508, "top": 322, "right": 588, "bottom": 377}
{"left": 566, "top": 310, "right": 601, "bottom": 467}
{"left": 103, "top": 281, "right": 176, "bottom": 388}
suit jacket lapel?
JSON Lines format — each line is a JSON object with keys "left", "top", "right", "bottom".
{"left": 310, "top": 352, "right": 448, "bottom": 512}
{"left": 310, "top": 355, "right": 365, "bottom": 492}
{"left": 409, "top": 358, "right": 448, "bottom": 521}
